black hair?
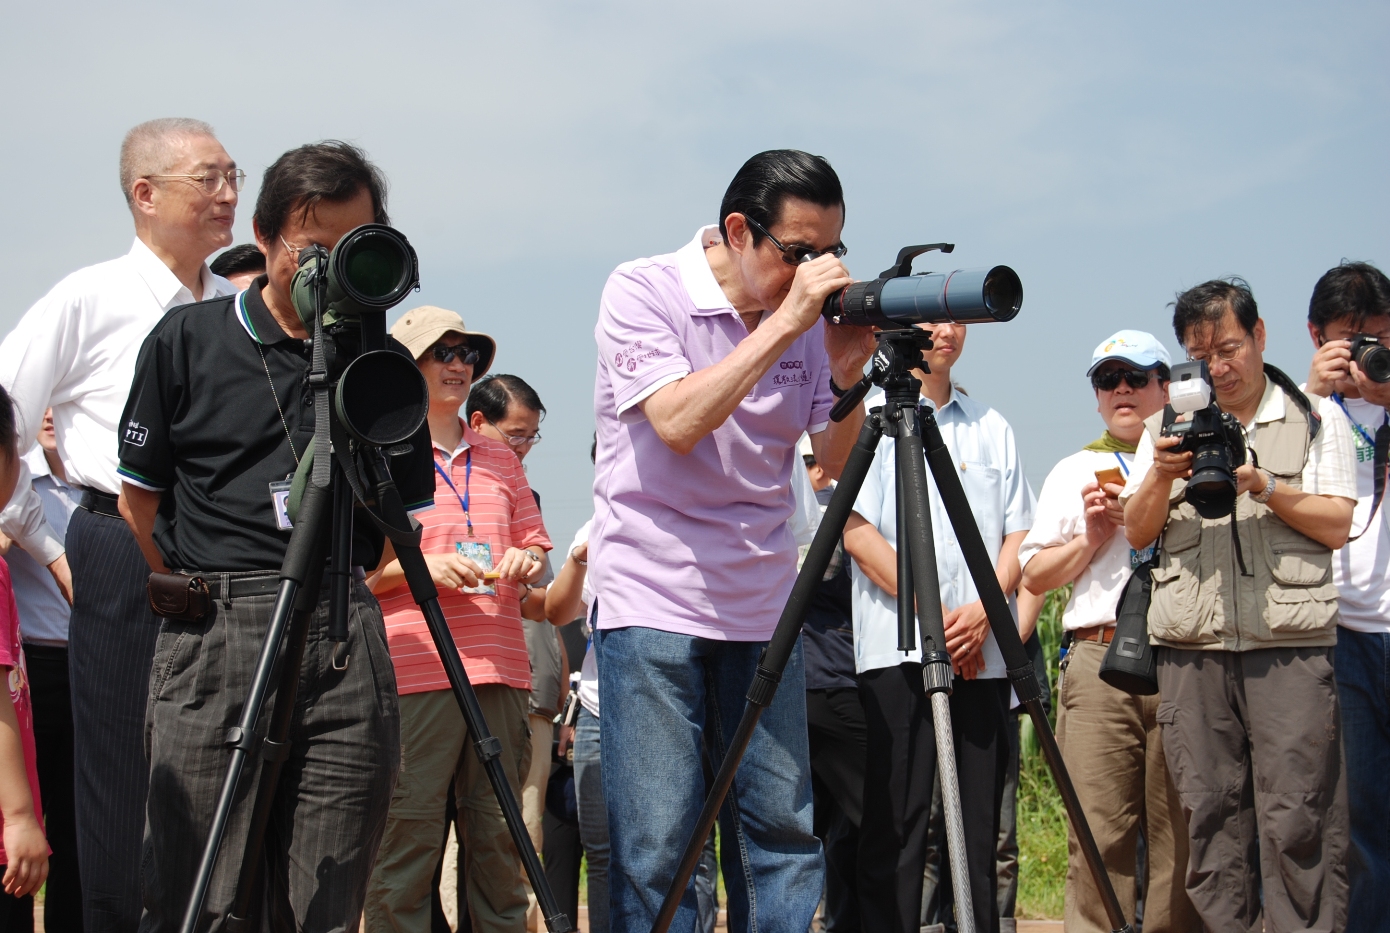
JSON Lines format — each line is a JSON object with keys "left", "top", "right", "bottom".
{"left": 210, "top": 243, "right": 266, "bottom": 279}
{"left": 1155, "top": 362, "right": 1172, "bottom": 381}
{"left": 1308, "top": 261, "right": 1390, "bottom": 332}
{"left": 718, "top": 150, "right": 844, "bottom": 244}
{"left": 254, "top": 141, "right": 389, "bottom": 244}
{"left": 590, "top": 433, "right": 598, "bottom": 465}
{"left": 467, "top": 374, "right": 546, "bottom": 424}
{"left": 0, "top": 384, "right": 16, "bottom": 465}
{"left": 1171, "top": 277, "right": 1259, "bottom": 348}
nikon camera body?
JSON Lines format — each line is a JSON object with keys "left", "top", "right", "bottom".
{"left": 1162, "top": 360, "right": 1247, "bottom": 519}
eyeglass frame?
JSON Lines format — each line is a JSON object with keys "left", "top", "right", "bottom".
{"left": 143, "top": 168, "right": 246, "bottom": 197}
{"left": 1184, "top": 330, "right": 1252, "bottom": 364}
{"left": 485, "top": 418, "right": 542, "bottom": 448}
{"left": 742, "top": 215, "right": 848, "bottom": 266}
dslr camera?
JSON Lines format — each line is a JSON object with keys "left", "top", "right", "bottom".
{"left": 1162, "top": 360, "right": 1247, "bottom": 519}
{"left": 1348, "top": 334, "right": 1390, "bottom": 383}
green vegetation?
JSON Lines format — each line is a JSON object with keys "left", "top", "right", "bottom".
{"left": 1016, "top": 586, "right": 1071, "bottom": 920}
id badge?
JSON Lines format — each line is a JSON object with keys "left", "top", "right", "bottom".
{"left": 269, "top": 479, "right": 294, "bottom": 531}
{"left": 456, "top": 540, "right": 496, "bottom": 595}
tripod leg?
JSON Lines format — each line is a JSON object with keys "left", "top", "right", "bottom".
{"left": 918, "top": 414, "right": 1135, "bottom": 933}
{"left": 650, "top": 415, "right": 885, "bottom": 933}
{"left": 362, "top": 457, "right": 575, "bottom": 933}
{"left": 893, "top": 408, "right": 976, "bottom": 933}
{"left": 179, "top": 480, "right": 332, "bottom": 933}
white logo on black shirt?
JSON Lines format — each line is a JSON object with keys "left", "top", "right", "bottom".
{"left": 124, "top": 421, "right": 148, "bottom": 447}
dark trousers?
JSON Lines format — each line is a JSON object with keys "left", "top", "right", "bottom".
{"left": 1336, "top": 628, "right": 1390, "bottom": 932}
{"left": 26, "top": 645, "right": 82, "bottom": 932}
{"left": 139, "top": 578, "right": 400, "bottom": 932}
{"left": 806, "top": 687, "right": 866, "bottom": 933}
{"left": 858, "top": 667, "right": 1008, "bottom": 933}
{"left": 0, "top": 892, "right": 32, "bottom": 933}
{"left": 66, "top": 507, "right": 160, "bottom": 933}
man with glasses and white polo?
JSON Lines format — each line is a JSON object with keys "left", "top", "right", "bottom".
{"left": 1019, "top": 331, "right": 1196, "bottom": 933}
{"left": 1122, "top": 279, "right": 1357, "bottom": 932}
{"left": 0, "top": 117, "right": 239, "bottom": 933}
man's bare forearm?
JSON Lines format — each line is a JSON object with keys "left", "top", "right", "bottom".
{"left": 1267, "top": 487, "right": 1354, "bottom": 550}
{"left": 639, "top": 315, "right": 802, "bottom": 454}
{"left": 119, "top": 483, "right": 169, "bottom": 573}
{"left": 1123, "top": 473, "right": 1172, "bottom": 550}
{"left": 1022, "top": 535, "right": 1100, "bottom": 594}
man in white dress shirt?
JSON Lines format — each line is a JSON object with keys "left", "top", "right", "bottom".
{"left": 842, "top": 322, "right": 1035, "bottom": 933}
{"left": 0, "top": 117, "right": 239, "bottom": 933}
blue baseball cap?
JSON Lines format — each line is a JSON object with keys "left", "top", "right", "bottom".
{"left": 1086, "top": 330, "right": 1172, "bottom": 376}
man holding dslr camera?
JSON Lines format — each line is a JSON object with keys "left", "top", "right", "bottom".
{"left": 1122, "top": 279, "right": 1357, "bottom": 932}
{"left": 1303, "top": 260, "right": 1390, "bottom": 931}
{"left": 118, "top": 142, "right": 435, "bottom": 927}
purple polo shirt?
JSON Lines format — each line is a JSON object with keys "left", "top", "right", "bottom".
{"left": 590, "top": 225, "right": 834, "bottom": 641}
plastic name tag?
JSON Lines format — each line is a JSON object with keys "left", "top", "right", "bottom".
{"left": 269, "top": 479, "right": 294, "bottom": 531}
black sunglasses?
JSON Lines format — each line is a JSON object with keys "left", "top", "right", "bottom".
{"left": 430, "top": 343, "right": 481, "bottom": 365}
{"left": 1091, "top": 368, "right": 1154, "bottom": 391}
{"left": 743, "top": 216, "right": 847, "bottom": 266}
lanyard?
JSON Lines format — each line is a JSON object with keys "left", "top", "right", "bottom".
{"left": 1113, "top": 451, "right": 1130, "bottom": 477}
{"left": 1331, "top": 393, "right": 1390, "bottom": 542}
{"left": 434, "top": 450, "right": 473, "bottom": 536}
{"left": 1331, "top": 393, "right": 1387, "bottom": 450}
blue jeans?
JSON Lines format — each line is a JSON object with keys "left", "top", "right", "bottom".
{"left": 596, "top": 626, "right": 822, "bottom": 933}
{"left": 574, "top": 706, "right": 611, "bottom": 933}
{"left": 1337, "top": 627, "right": 1390, "bottom": 932}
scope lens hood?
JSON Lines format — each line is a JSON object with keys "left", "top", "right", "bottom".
{"left": 335, "top": 349, "right": 429, "bottom": 447}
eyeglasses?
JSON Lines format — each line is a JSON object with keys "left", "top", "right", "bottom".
{"left": 1091, "top": 367, "right": 1156, "bottom": 391}
{"left": 1186, "top": 332, "right": 1250, "bottom": 364}
{"left": 743, "top": 216, "right": 847, "bottom": 266}
{"left": 429, "top": 343, "right": 481, "bottom": 365}
{"left": 486, "top": 419, "right": 542, "bottom": 448}
{"left": 144, "top": 168, "right": 246, "bottom": 197}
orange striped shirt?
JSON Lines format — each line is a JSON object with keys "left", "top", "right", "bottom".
{"left": 379, "top": 423, "right": 551, "bottom": 693}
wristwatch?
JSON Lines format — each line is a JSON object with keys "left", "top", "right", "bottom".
{"left": 1252, "top": 470, "right": 1276, "bottom": 504}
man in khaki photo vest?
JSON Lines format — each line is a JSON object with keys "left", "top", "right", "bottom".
{"left": 1122, "top": 278, "right": 1357, "bottom": 933}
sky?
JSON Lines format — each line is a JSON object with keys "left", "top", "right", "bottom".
{"left": 2, "top": 1, "right": 1387, "bottom": 554}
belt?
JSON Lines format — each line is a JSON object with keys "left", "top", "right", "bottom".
{"left": 183, "top": 569, "right": 362, "bottom": 601}
{"left": 1073, "top": 625, "right": 1116, "bottom": 645}
{"left": 78, "top": 487, "right": 122, "bottom": 519}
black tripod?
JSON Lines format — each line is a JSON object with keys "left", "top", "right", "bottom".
{"left": 179, "top": 242, "right": 573, "bottom": 933}
{"left": 652, "top": 329, "right": 1135, "bottom": 933}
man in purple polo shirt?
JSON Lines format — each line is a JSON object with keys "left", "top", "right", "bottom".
{"left": 589, "top": 150, "right": 874, "bottom": 933}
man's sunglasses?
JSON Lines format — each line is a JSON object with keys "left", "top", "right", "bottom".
{"left": 743, "top": 216, "right": 847, "bottom": 266}
{"left": 1091, "top": 368, "right": 1155, "bottom": 391}
{"left": 430, "top": 343, "right": 481, "bottom": 365}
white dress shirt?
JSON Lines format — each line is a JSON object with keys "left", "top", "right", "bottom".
{"left": 850, "top": 387, "right": 1036, "bottom": 677}
{"left": 5, "top": 446, "right": 79, "bottom": 645}
{"left": 0, "top": 238, "right": 234, "bottom": 557}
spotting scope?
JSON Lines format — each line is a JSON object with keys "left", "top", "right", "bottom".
{"left": 822, "top": 244, "right": 1022, "bottom": 328}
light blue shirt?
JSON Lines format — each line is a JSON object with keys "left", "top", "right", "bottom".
{"left": 850, "top": 387, "right": 1035, "bottom": 677}
{"left": 6, "top": 447, "right": 78, "bottom": 645}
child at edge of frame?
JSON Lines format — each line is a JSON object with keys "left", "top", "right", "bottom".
{"left": 0, "top": 383, "right": 50, "bottom": 930}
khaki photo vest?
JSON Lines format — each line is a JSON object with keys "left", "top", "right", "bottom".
{"left": 1144, "top": 374, "right": 1340, "bottom": 651}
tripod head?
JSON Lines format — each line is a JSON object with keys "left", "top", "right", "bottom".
{"left": 829, "top": 328, "right": 936, "bottom": 422}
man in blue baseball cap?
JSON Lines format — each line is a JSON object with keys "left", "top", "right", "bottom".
{"left": 1018, "top": 330, "right": 1198, "bottom": 933}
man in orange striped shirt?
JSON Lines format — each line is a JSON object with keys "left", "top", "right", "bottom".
{"left": 364, "top": 306, "right": 552, "bottom": 933}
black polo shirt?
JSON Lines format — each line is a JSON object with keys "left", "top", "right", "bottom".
{"left": 117, "top": 277, "right": 435, "bottom": 572}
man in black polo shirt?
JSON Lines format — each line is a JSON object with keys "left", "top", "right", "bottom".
{"left": 117, "top": 141, "right": 435, "bottom": 928}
